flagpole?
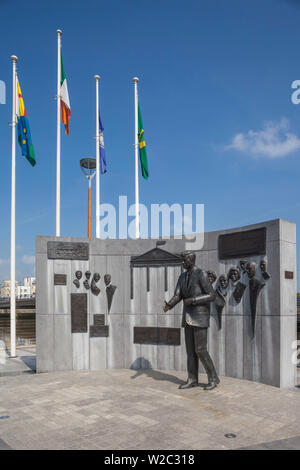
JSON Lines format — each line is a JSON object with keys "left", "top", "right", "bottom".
{"left": 133, "top": 77, "right": 140, "bottom": 239}
{"left": 10, "top": 55, "right": 18, "bottom": 358}
{"left": 95, "top": 75, "right": 100, "bottom": 238}
{"left": 56, "top": 29, "right": 62, "bottom": 237}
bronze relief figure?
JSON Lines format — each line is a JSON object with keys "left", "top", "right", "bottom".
{"left": 91, "top": 273, "right": 101, "bottom": 296}
{"left": 260, "top": 260, "right": 271, "bottom": 281}
{"left": 246, "top": 261, "right": 265, "bottom": 336}
{"left": 73, "top": 270, "right": 82, "bottom": 289}
{"left": 83, "top": 271, "right": 91, "bottom": 290}
{"left": 228, "top": 266, "right": 246, "bottom": 304}
{"left": 214, "top": 274, "right": 228, "bottom": 329}
{"left": 104, "top": 274, "right": 117, "bottom": 313}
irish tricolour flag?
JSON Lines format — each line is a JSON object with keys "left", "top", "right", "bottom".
{"left": 60, "top": 48, "right": 70, "bottom": 135}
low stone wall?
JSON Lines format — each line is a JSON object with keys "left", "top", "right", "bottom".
{"left": 36, "top": 218, "right": 297, "bottom": 388}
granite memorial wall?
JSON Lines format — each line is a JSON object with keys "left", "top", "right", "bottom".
{"left": 36, "top": 218, "right": 297, "bottom": 388}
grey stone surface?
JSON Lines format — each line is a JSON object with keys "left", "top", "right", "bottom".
{"left": 1, "top": 369, "right": 300, "bottom": 450}
{"left": 243, "top": 314, "right": 262, "bottom": 382}
{"left": 35, "top": 218, "right": 297, "bottom": 388}
{"left": 280, "top": 240, "right": 297, "bottom": 316}
{"left": 239, "top": 435, "right": 300, "bottom": 450}
{"left": 0, "top": 438, "right": 11, "bottom": 450}
{"left": 53, "top": 259, "right": 72, "bottom": 315}
{"left": 107, "top": 314, "right": 124, "bottom": 369}
{"left": 261, "top": 315, "right": 281, "bottom": 387}
{"left": 140, "top": 315, "right": 158, "bottom": 370}
{"left": 208, "top": 306, "right": 226, "bottom": 377}
{"left": 279, "top": 219, "right": 296, "bottom": 244}
{"left": 0, "top": 347, "right": 36, "bottom": 377}
{"left": 72, "top": 333, "right": 89, "bottom": 370}
{"left": 225, "top": 315, "right": 243, "bottom": 379}
{"left": 36, "top": 256, "right": 53, "bottom": 315}
{"left": 280, "top": 315, "right": 297, "bottom": 388}
{"left": 36, "top": 315, "right": 54, "bottom": 373}
{"left": 157, "top": 314, "right": 176, "bottom": 371}
{"left": 124, "top": 314, "right": 141, "bottom": 370}
{"left": 89, "top": 337, "right": 107, "bottom": 370}
{"left": 54, "top": 315, "right": 72, "bottom": 371}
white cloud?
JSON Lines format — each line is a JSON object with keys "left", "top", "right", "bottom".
{"left": 227, "top": 119, "right": 300, "bottom": 158}
{"left": 0, "top": 259, "right": 9, "bottom": 266}
{"left": 21, "top": 255, "right": 35, "bottom": 265}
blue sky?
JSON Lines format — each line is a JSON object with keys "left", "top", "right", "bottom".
{"left": 0, "top": 0, "right": 300, "bottom": 285}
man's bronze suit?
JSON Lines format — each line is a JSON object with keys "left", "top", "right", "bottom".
{"left": 166, "top": 265, "right": 219, "bottom": 386}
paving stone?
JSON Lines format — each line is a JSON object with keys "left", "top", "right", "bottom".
{"left": 0, "top": 369, "right": 300, "bottom": 449}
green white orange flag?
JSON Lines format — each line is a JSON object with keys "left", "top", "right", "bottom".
{"left": 60, "top": 48, "right": 70, "bottom": 134}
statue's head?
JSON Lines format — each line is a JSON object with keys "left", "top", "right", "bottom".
{"left": 260, "top": 260, "right": 267, "bottom": 272}
{"left": 228, "top": 267, "right": 240, "bottom": 282}
{"left": 219, "top": 274, "right": 228, "bottom": 289}
{"left": 239, "top": 259, "right": 247, "bottom": 272}
{"left": 246, "top": 261, "right": 256, "bottom": 279}
{"left": 182, "top": 252, "right": 196, "bottom": 270}
{"left": 85, "top": 271, "right": 91, "bottom": 280}
{"left": 93, "top": 273, "right": 100, "bottom": 283}
{"left": 207, "top": 270, "right": 217, "bottom": 284}
{"left": 104, "top": 274, "right": 111, "bottom": 286}
{"left": 75, "top": 270, "right": 82, "bottom": 280}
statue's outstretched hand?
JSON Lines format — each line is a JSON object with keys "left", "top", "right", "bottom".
{"left": 163, "top": 301, "right": 170, "bottom": 312}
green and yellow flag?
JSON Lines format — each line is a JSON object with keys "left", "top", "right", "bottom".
{"left": 138, "top": 103, "right": 149, "bottom": 179}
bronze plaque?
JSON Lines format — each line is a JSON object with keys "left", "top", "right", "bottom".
{"left": 158, "top": 328, "right": 180, "bottom": 345}
{"left": 90, "top": 325, "right": 109, "bottom": 337}
{"left": 54, "top": 274, "right": 67, "bottom": 285}
{"left": 134, "top": 327, "right": 181, "bottom": 346}
{"left": 71, "top": 293, "right": 87, "bottom": 333}
{"left": 47, "top": 241, "right": 89, "bottom": 260}
{"left": 94, "top": 314, "right": 105, "bottom": 326}
{"left": 218, "top": 228, "right": 266, "bottom": 260}
{"left": 285, "top": 271, "right": 294, "bottom": 279}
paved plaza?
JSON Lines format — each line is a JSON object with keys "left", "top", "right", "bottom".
{"left": 0, "top": 359, "right": 300, "bottom": 450}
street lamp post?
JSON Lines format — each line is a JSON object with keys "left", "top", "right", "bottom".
{"left": 80, "top": 158, "right": 96, "bottom": 239}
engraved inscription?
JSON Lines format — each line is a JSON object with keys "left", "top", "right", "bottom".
{"left": 133, "top": 327, "right": 180, "bottom": 346}
{"left": 48, "top": 242, "right": 89, "bottom": 260}
{"left": 158, "top": 328, "right": 181, "bottom": 345}
{"left": 90, "top": 325, "right": 109, "bottom": 337}
{"left": 71, "top": 293, "right": 88, "bottom": 333}
{"left": 93, "top": 314, "right": 105, "bottom": 326}
{"left": 54, "top": 274, "right": 67, "bottom": 285}
{"left": 218, "top": 228, "right": 266, "bottom": 260}
{"left": 285, "top": 271, "right": 294, "bottom": 279}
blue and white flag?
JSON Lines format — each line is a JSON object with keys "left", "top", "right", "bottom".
{"left": 99, "top": 110, "right": 107, "bottom": 174}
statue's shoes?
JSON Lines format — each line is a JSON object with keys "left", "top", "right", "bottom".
{"left": 203, "top": 381, "right": 219, "bottom": 391}
{"left": 179, "top": 381, "right": 198, "bottom": 389}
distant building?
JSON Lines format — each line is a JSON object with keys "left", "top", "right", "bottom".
{"left": 23, "top": 277, "right": 36, "bottom": 298}
{"left": 0, "top": 277, "right": 36, "bottom": 299}
{"left": 0, "top": 280, "right": 18, "bottom": 299}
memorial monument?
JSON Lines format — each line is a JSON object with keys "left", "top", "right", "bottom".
{"left": 36, "top": 218, "right": 297, "bottom": 388}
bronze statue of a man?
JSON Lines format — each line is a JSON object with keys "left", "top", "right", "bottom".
{"left": 163, "top": 252, "right": 220, "bottom": 390}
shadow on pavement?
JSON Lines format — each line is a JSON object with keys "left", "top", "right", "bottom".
{"left": 20, "top": 355, "right": 36, "bottom": 372}
{"left": 130, "top": 367, "right": 185, "bottom": 386}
